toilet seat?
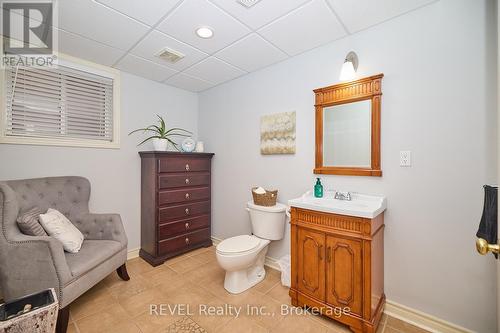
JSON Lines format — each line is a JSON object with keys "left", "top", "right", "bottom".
{"left": 216, "top": 235, "right": 260, "bottom": 255}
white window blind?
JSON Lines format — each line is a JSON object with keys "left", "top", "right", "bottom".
{"left": 4, "top": 64, "right": 114, "bottom": 142}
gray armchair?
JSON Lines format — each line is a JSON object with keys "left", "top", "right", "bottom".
{"left": 0, "top": 176, "right": 129, "bottom": 333}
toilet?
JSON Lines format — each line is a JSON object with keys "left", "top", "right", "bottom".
{"left": 216, "top": 201, "right": 287, "bottom": 294}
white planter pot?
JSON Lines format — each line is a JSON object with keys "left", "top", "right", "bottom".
{"left": 152, "top": 138, "right": 168, "bottom": 151}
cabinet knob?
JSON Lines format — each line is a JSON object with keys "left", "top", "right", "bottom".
{"left": 185, "top": 193, "right": 190, "bottom": 199}
{"left": 185, "top": 237, "right": 190, "bottom": 245}
{"left": 185, "top": 208, "right": 190, "bottom": 215}
{"left": 185, "top": 164, "right": 190, "bottom": 171}
{"left": 185, "top": 178, "right": 190, "bottom": 184}
{"left": 185, "top": 222, "right": 190, "bottom": 229}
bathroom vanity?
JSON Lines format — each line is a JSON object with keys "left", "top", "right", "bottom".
{"left": 288, "top": 191, "right": 386, "bottom": 333}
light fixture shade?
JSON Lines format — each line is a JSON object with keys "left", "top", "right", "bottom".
{"left": 196, "top": 27, "right": 214, "bottom": 39}
{"left": 339, "top": 60, "right": 356, "bottom": 81}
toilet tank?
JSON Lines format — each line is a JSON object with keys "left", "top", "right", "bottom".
{"left": 247, "top": 201, "right": 287, "bottom": 240}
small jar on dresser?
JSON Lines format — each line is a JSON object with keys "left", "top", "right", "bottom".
{"left": 139, "top": 151, "right": 214, "bottom": 266}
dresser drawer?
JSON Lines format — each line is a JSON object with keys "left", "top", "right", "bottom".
{"left": 158, "top": 228, "right": 210, "bottom": 255}
{"left": 158, "top": 173, "right": 210, "bottom": 189}
{"left": 158, "top": 215, "right": 210, "bottom": 240}
{"left": 158, "top": 187, "right": 210, "bottom": 205}
{"left": 159, "top": 201, "right": 210, "bottom": 223}
{"left": 159, "top": 158, "right": 210, "bottom": 173}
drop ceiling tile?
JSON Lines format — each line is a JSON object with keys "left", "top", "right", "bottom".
{"left": 210, "top": 0, "right": 310, "bottom": 29}
{"left": 215, "top": 34, "right": 288, "bottom": 72}
{"left": 165, "top": 73, "right": 215, "bottom": 92}
{"left": 57, "top": 29, "right": 125, "bottom": 66}
{"left": 326, "top": 0, "right": 436, "bottom": 33}
{"left": 157, "top": 0, "right": 251, "bottom": 54}
{"left": 115, "top": 55, "right": 178, "bottom": 82}
{"left": 258, "top": 0, "right": 346, "bottom": 56}
{"left": 129, "top": 30, "right": 208, "bottom": 71}
{"left": 184, "top": 57, "right": 246, "bottom": 84}
{"left": 57, "top": 0, "right": 149, "bottom": 50}
{"left": 94, "top": 0, "right": 181, "bottom": 26}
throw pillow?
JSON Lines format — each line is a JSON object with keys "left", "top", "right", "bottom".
{"left": 39, "top": 208, "right": 84, "bottom": 253}
{"left": 16, "top": 207, "right": 47, "bottom": 236}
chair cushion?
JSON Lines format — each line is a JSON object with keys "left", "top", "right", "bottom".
{"left": 16, "top": 207, "right": 47, "bottom": 236}
{"left": 65, "top": 240, "right": 122, "bottom": 277}
{"left": 39, "top": 208, "right": 84, "bottom": 253}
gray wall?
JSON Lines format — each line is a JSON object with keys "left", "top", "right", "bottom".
{"left": 198, "top": 0, "right": 497, "bottom": 331}
{"left": 0, "top": 72, "right": 199, "bottom": 251}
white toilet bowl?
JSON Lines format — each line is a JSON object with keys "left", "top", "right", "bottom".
{"left": 215, "top": 202, "right": 287, "bottom": 294}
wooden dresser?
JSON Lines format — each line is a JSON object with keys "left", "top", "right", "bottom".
{"left": 139, "top": 151, "right": 214, "bottom": 266}
{"left": 289, "top": 207, "right": 385, "bottom": 333}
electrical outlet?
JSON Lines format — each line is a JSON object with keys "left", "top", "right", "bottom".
{"left": 400, "top": 151, "right": 411, "bottom": 167}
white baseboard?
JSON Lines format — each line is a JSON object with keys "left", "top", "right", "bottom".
{"left": 211, "top": 235, "right": 472, "bottom": 333}
{"left": 127, "top": 247, "right": 140, "bottom": 260}
{"left": 384, "top": 301, "right": 473, "bottom": 333}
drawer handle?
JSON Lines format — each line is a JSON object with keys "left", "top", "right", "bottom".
{"left": 185, "top": 237, "right": 190, "bottom": 245}
{"left": 185, "top": 193, "right": 190, "bottom": 199}
{"left": 185, "top": 178, "right": 190, "bottom": 184}
{"left": 185, "top": 164, "right": 190, "bottom": 171}
{"left": 185, "top": 222, "right": 190, "bottom": 230}
{"left": 185, "top": 208, "right": 190, "bottom": 215}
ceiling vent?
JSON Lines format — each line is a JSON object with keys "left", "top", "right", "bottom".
{"left": 154, "top": 47, "right": 185, "bottom": 64}
{"left": 237, "top": 0, "right": 261, "bottom": 8}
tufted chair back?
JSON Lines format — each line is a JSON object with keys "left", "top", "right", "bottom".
{"left": 5, "top": 176, "right": 90, "bottom": 226}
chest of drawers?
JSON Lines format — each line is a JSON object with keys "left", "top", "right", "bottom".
{"left": 139, "top": 151, "right": 214, "bottom": 266}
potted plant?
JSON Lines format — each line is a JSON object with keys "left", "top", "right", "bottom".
{"left": 129, "top": 115, "right": 192, "bottom": 151}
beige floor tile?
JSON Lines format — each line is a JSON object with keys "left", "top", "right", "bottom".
{"left": 75, "top": 303, "right": 129, "bottom": 333}
{"left": 218, "top": 316, "right": 270, "bottom": 333}
{"left": 386, "top": 316, "right": 430, "bottom": 333}
{"left": 163, "top": 281, "right": 217, "bottom": 306}
{"left": 186, "top": 246, "right": 212, "bottom": 257}
{"left": 70, "top": 284, "right": 116, "bottom": 321}
{"left": 168, "top": 256, "right": 205, "bottom": 274}
{"left": 118, "top": 288, "right": 164, "bottom": 317}
{"left": 127, "top": 257, "right": 156, "bottom": 275}
{"left": 140, "top": 266, "right": 181, "bottom": 287}
{"left": 108, "top": 274, "right": 153, "bottom": 300}
{"left": 133, "top": 310, "right": 183, "bottom": 333}
{"left": 163, "top": 252, "right": 195, "bottom": 265}
{"left": 67, "top": 323, "right": 78, "bottom": 333}
{"left": 266, "top": 283, "right": 290, "bottom": 304}
{"left": 105, "top": 321, "right": 142, "bottom": 333}
{"left": 384, "top": 326, "right": 400, "bottom": 333}
{"left": 253, "top": 268, "right": 281, "bottom": 294}
{"left": 238, "top": 291, "right": 285, "bottom": 330}
{"left": 186, "top": 261, "right": 225, "bottom": 286}
{"left": 189, "top": 298, "right": 235, "bottom": 332}
{"left": 190, "top": 249, "right": 217, "bottom": 264}
{"left": 271, "top": 313, "right": 331, "bottom": 333}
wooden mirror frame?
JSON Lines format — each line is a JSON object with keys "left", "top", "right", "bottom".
{"left": 314, "top": 73, "right": 383, "bottom": 177}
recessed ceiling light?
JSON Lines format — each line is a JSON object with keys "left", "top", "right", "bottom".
{"left": 195, "top": 26, "right": 214, "bottom": 39}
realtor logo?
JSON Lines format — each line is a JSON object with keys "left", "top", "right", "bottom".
{"left": 1, "top": 1, "right": 57, "bottom": 67}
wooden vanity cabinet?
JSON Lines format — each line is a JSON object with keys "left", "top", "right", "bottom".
{"left": 289, "top": 207, "right": 385, "bottom": 333}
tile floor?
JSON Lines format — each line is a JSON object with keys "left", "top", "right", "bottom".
{"left": 67, "top": 246, "right": 430, "bottom": 333}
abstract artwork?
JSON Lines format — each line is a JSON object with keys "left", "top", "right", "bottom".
{"left": 260, "top": 111, "right": 296, "bottom": 154}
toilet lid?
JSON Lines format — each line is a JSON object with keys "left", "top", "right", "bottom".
{"left": 217, "top": 235, "right": 260, "bottom": 254}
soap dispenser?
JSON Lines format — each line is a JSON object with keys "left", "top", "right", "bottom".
{"left": 314, "top": 178, "right": 323, "bottom": 198}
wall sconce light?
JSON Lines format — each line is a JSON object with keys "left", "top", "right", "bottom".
{"left": 339, "top": 51, "right": 358, "bottom": 81}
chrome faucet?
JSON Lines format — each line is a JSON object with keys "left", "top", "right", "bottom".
{"left": 334, "top": 191, "right": 352, "bottom": 201}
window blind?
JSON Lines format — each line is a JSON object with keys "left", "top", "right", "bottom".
{"left": 4, "top": 64, "right": 114, "bottom": 141}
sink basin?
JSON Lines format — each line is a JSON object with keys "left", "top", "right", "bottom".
{"left": 288, "top": 191, "right": 386, "bottom": 218}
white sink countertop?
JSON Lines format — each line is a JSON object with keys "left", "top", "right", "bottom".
{"left": 288, "top": 191, "right": 387, "bottom": 219}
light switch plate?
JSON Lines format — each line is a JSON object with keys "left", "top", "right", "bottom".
{"left": 400, "top": 151, "right": 411, "bottom": 167}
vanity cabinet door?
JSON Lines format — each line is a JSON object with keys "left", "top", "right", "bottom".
{"left": 325, "top": 236, "right": 362, "bottom": 316}
{"left": 297, "top": 227, "right": 325, "bottom": 300}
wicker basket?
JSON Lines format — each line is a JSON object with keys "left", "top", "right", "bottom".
{"left": 252, "top": 187, "right": 278, "bottom": 206}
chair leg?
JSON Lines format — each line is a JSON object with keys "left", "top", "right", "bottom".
{"left": 116, "top": 263, "right": 130, "bottom": 281}
{"left": 56, "top": 305, "right": 70, "bottom": 333}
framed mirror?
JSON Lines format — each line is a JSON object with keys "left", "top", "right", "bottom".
{"left": 314, "top": 74, "right": 383, "bottom": 176}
